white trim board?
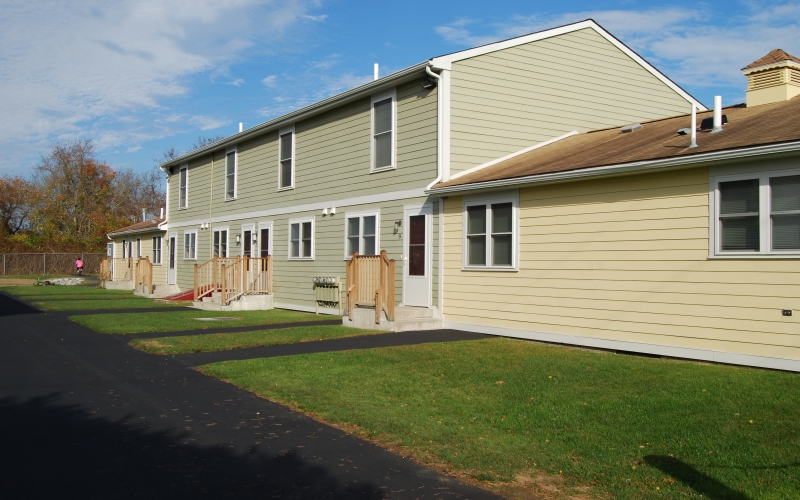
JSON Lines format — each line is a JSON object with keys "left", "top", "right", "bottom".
{"left": 449, "top": 131, "right": 578, "bottom": 180}
{"left": 430, "top": 19, "right": 705, "bottom": 110}
{"left": 166, "top": 187, "right": 428, "bottom": 229}
{"left": 445, "top": 321, "right": 800, "bottom": 373}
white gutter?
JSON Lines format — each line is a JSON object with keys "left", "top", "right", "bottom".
{"left": 427, "top": 140, "right": 800, "bottom": 195}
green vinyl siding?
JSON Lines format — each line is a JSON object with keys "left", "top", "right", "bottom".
{"left": 448, "top": 27, "right": 693, "bottom": 176}
{"left": 166, "top": 78, "right": 438, "bottom": 226}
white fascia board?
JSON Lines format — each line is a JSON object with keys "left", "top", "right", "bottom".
{"left": 427, "top": 141, "right": 800, "bottom": 195}
{"left": 161, "top": 62, "right": 429, "bottom": 169}
{"left": 448, "top": 131, "right": 578, "bottom": 181}
{"left": 430, "top": 19, "right": 706, "bottom": 111}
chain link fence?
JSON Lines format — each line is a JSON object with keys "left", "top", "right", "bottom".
{"left": 0, "top": 253, "right": 106, "bottom": 275}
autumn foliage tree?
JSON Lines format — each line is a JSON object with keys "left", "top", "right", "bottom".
{"left": 0, "top": 140, "right": 165, "bottom": 252}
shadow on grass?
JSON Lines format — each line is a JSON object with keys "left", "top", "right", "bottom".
{"left": 0, "top": 394, "right": 383, "bottom": 499}
{"left": 644, "top": 455, "right": 751, "bottom": 500}
{"left": 0, "top": 292, "right": 41, "bottom": 317}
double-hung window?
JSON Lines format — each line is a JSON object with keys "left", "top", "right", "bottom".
{"left": 371, "top": 90, "right": 396, "bottom": 171}
{"left": 152, "top": 236, "right": 162, "bottom": 264}
{"left": 225, "top": 150, "right": 236, "bottom": 200}
{"left": 184, "top": 232, "right": 197, "bottom": 260}
{"left": 279, "top": 126, "right": 294, "bottom": 190}
{"left": 463, "top": 194, "right": 518, "bottom": 270}
{"left": 179, "top": 166, "right": 188, "bottom": 208}
{"left": 713, "top": 170, "right": 800, "bottom": 255}
{"left": 289, "top": 218, "right": 313, "bottom": 259}
{"left": 345, "top": 212, "right": 379, "bottom": 258}
{"left": 213, "top": 229, "right": 228, "bottom": 257}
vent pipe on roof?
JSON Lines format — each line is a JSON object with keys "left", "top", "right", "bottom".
{"left": 160, "top": 207, "right": 164, "bottom": 219}
{"left": 142, "top": 208, "right": 146, "bottom": 222}
{"left": 712, "top": 96, "right": 723, "bottom": 133}
{"left": 374, "top": 63, "right": 379, "bottom": 80}
{"left": 239, "top": 122, "right": 243, "bottom": 133}
{"left": 690, "top": 104, "right": 698, "bottom": 148}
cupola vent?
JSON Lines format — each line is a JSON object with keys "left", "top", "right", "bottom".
{"left": 742, "top": 49, "right": 800, "bottom": 107}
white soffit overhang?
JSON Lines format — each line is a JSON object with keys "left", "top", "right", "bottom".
{"left": 430, "top": 19, "right": 706, "bottom": 111}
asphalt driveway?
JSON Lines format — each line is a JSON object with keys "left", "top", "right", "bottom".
{"left": 0, "top": 291, "right": 500, "bottom": 499}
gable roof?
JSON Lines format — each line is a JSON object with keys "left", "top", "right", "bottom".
{"left": 743, "top": 49, "right": 800, "bottom": 70}
{"left": 160, "top": 20, "right": 703, "bottom": 170}
{"left": 429, "top": 96, "right": 800, "bottom": 194}
{"left": 108, "top": 217, "right": 165, "bottom": 237}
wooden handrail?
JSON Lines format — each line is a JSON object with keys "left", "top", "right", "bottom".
{"left": 345, "top": 251, "right": 395, "bottom": 323}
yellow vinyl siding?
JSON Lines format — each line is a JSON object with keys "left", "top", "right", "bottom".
{"left": 442, "top": 166, "right": 800, "bottom": 362}
{"left": 449, "top": 27, "right": 692, "bottom": 175}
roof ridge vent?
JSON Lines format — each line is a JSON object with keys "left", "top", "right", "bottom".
{"left": 621, "top": 123, "right": 643, "bottom": 133}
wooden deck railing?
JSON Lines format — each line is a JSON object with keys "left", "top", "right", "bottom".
{"left": 100, "top": 257, "right": 133, "bottom": 282}
{"left": 135, "top": 257, "right": 153, "bottom": 294}
{"left": 193, "top": 256, "right": 237, "bottom": 301}
{"left": 345, "top": 250, "right": 395, "bottom": 324}
{"left": 195, "top": 255, "right": 272, "bottom": 304}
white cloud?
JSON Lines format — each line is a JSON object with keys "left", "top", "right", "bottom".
{"left": 228, "top": 78, "right": 246, "bottom": 86}
{"left": 262, "top": 75, "right": 278, "bottom": 87}
{"left": 256, "top": 55, "right": 373, "bottom": 118}
{"left": 126, "top": 145, "right": 142, "bottom": 153}
{"left": 188, "top": 115, "right": 229, "bottom": 131}
{"left": 434, "top": 5, "right": 800, "bottom": 92}
{"left": 0, "top": 0, "right": 327, "bottom": 172}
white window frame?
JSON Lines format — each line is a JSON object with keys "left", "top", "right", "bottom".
{"left": 343, "top": 210, "right": 381, "bottom": 259}
{"left": 288, "top": 217, "right": 314, "bottom": 260}
{"left": 178, "top": 164, "right": 188, "bottom": 209}
{"left": 152, "top": 235, "right": 162, "bottom": 265}
{"left": 710, "top": 166, "right": 800, "bottom": 258}
{"left": 462, "top": 191, "right": 519, "bottom": 271}
{"left": 277, "top": 125, "right": 295, "bottom": 191}
{"left": 183, "top": 231, "right": 197, "bottom": 260}
{"left": 213, "top": 227, "right": 230, "bottom": 258}
{"left": 224, "top": 147, "right": 237, "bottom": 200}
{"left": 370, "top": 89, "right": 397, "bottom": 173}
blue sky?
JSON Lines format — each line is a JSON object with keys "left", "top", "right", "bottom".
{"left": 1, "top": 0, "right": 799, "bottom": 176}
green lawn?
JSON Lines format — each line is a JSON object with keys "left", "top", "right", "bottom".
{"left": 72, "top": 309, "right": 337, "bottom": 334}
{"left": 199, "top": 338, "right": 800, "bottom": 500}
{"left": 131, "top": 325, "right": 381, "bottom": 354}
{"left": 33, "top": 298, "right": 184, "bottom": 311}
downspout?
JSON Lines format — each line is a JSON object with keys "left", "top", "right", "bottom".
{"left": 423, "top": 63, "right": 448, "bottom": 318}
{"left": 209, "top": 154, "right": 214, "bottom": 259}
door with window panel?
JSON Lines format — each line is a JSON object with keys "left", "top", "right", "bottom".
{"left": 403, "top": 205, "right": 431, "bottom": 307}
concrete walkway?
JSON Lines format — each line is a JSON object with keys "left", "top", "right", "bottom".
{"left": 0, "top": 291, "right": 501, "bottom": 499}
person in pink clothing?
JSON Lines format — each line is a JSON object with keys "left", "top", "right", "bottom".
{"left": 75, "top": 259, "right": 84, "bottom": 275}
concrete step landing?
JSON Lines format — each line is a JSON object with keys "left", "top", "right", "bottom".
{"left": 344, "top": 305, "right": 443, "bottom": 332}
{"left": 192, "top": 293, "right": 274, "bottom": 311}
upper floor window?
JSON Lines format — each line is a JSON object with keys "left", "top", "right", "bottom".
{"left": 152, "top": 236, "right": 162, "bottom": 264}
{"left": 179, "top": 166, "right": 188, "bottom": 209}
{"left": 371, "top": 90, "right": 396, "bottom": 172}
{"left": 184, "top": 231, "right": 197, "bottom": 260}
{"left": 289, "top": 218, "right": 313, "bottom": 259}
{"left": 279, "top": 126, "right": 294, "bottom": 190}
{"left": 463, "top": 193, "right": 518, "bottom": 270}
{"left": 225, "top": 150, "right": 236, "bottom": 200}
{"left": 213, "top": 228, "right": 229, "bottom": 257}
{"left": 136, "top": 238, "right": 141, "bottom": 258}
{"left": 713, "top": 169, "right": 800, "bottom": 256}
{"left": 345, "top": 212, "right": 379, "bottom": 258}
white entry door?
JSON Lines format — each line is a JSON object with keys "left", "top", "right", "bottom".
{"left": 403, "top": 204, "right": 432, "bottom": 307}
{"left": 167, "top": 233, "right": 177, "bottom": 285}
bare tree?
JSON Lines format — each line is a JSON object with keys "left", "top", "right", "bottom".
{"left": 0, "top": 175, "right": 33, "bottom": 235}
